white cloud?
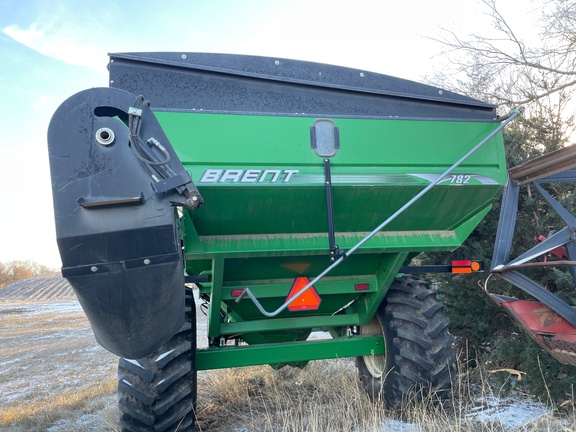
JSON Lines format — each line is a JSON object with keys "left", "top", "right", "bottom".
{"left": 3, "top": 22, "right": 108, "bottom": 72}
{"left": 0, "top": 141, "right": 61, "bottom": 267}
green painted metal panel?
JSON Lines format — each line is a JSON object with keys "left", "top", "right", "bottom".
{"left": 208, "top": 259, "right": 224, "bottom": 338}
{"left": 164, "top": 111, "right": 506, "bottom": 368}
{"left": 219, "top": 314, "right": 360, "bottom": 336}
{"left": 194, "top": 252, "right": 408, "bottom": 346}
{"left": 157, "top": 112, "right": 505, "bottom": 246}
{"left": 195, "top": 335, "right": 385, "bottom": 370}
{"left": 221, "top": 277, "right": 377, "bottom": 300}
{"left": 186, "top": 230, "right": 463, "bottom": 259}
{"left": 157, "top": 112, "right": 504, "bottom": 168}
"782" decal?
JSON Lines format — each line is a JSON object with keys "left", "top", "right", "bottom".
{"left": 449, "top": 174, "right": 471, "bottom": 184}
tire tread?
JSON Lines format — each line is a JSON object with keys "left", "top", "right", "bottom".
{"left": 356, "top": 275, "right": 456, "bottom": 408}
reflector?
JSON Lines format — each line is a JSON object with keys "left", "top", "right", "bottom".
{"left": 452, "top": 260, "right": 472, "bottom": 274}
{"left": 287, "top": 277, "right": 321, "bottom": 311}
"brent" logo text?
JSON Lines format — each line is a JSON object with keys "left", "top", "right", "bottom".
{"left": 199, "top": 169, "right": 299, "bottom": 183}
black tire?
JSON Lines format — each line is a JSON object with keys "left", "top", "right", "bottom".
{"left": 356, "top": 275, "right": 455, "bottom": 409}
{"left": 118, "top": 288, "right": 196, "bottom": 431}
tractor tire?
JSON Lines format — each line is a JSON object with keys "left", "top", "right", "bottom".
{"left": 356, "top": 275, "right": 455, "bottom": 409}
{"left": 118, "top": 288, "right": 196, "bottom": 431}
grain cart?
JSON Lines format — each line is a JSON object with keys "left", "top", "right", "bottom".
{"left": 47, "top": 53, "right": 514, "bottom": 431}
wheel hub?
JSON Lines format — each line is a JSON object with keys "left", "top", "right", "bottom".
{"left": 361, "top": 316, "right": 386, "bottom": 378}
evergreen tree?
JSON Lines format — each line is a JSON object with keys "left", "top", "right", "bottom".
{"left": 424, "top": 0, "right": 576, "bottom": 402}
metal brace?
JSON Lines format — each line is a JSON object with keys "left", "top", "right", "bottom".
{"left": 237, "top": 108, "right": 522, "bottom": 318}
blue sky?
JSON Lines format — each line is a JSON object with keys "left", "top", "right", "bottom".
{"left": 0, "top": 0, "right": 533, "bottom": 267}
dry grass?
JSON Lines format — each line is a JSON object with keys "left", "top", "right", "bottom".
{"left": 1, "top": 377, "right": 117, "bottom": 431}
{"left": 0, "top": 301, "right": 118, "bottom": 431}
{"left": 1, "top": 296, "right": 575, "bottom": 431}
{"left": 196, "top": 360, "right": 384, "bottom": 432}
{"left": 195, "top": 357, "right": 576, "bottom": 432}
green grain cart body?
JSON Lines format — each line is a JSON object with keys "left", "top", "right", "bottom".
{"left": 110, "top": 52, "right": 504, "bottom": 363}
{"left": 48, "top": 53, "right": 506, "bottom": 428}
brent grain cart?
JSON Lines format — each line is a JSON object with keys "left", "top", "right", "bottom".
{"left": 47, "top": 53, "right": 514, "bottom": 431}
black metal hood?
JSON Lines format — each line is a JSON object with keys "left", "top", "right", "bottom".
{"left": 109, "top": 52, "right": 497, "bottom": 121}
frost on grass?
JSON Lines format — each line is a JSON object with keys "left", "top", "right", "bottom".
{"left": 466, "top": 394, "right": 553, "bottom": 430}
{"left": 0, "top": 292, "right": 574, "bottom": 431}
{"left": 0, "top": 301, "right": 117, "bottom": 431}
{"left": 194, "top": 357, "right": 573, "bottom": 432}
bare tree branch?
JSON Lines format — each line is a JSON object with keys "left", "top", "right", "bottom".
{"left": 430, "top": 0, "right": 576, "bottom": 114}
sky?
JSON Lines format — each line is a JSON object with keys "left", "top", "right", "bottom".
{"left": 0, "top": 0, "right": 537, "bottom": 268}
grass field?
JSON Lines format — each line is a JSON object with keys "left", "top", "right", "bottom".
{"left": 1, "top": 277, "right": 575, "bottom": 431}
{"left": 0, "top": 301, "right": 118, "bottom": 431}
